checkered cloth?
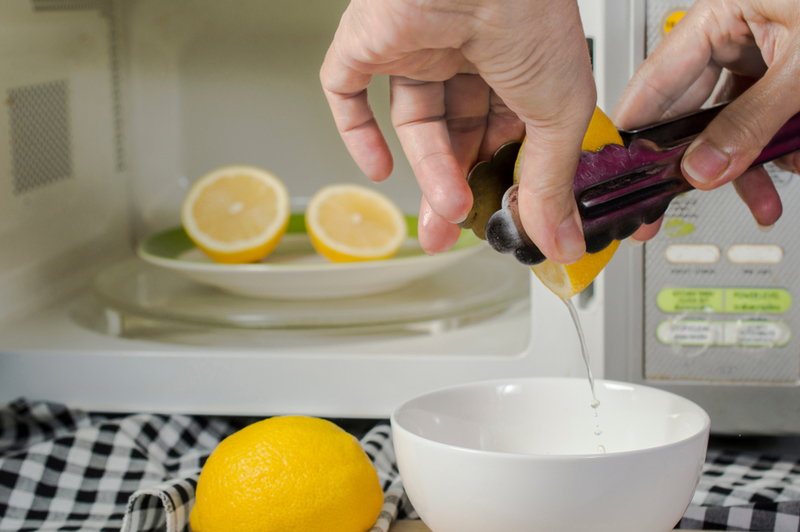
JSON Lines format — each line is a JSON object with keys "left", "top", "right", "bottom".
{"left": 2, "top": 399, "right": 800, "bottom": 532}
{"left": 0, "top": 399, "right": 416, "bottom": 532}
{"left": 677, "top": 449, "right": 800, "bottom": 531}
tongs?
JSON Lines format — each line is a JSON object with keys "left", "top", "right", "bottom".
{"left": 460, "top": 101, "right": 800, "bottom": 265}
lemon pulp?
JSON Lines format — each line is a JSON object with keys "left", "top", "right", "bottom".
{"left": 305, "top": 184, "right": 407, "bottom": 262}
{"left": 181, "top": 165, "right": 290, "bottom": 264}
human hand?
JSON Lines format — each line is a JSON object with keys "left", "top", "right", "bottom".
{"left": 320, "top": 0, "right": 597, "bottom": 263}
{"left": 612, "top": 0, "right": 798, "bottom": 243}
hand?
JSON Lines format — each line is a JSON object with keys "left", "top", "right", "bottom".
{"left": 612, "top": 0, "right": 798, "bottom": 243}
{"left": 320, "top": 0, "right": 597, "bottom": 263}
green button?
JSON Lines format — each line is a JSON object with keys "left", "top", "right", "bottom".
{"left": 724, "top": 289, "right": 792, "bottom": 314}
{"left": 657, "top": 288, "right": 724, "bottom": 313}
{"left": 657, "top": 288, "right": 792, "bottom": 314}
{"left": 656, "top": 319, "right": 791, "bottom": 347}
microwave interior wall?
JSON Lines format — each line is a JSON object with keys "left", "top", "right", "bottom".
{"left": 0, "top": 0, "right": 633, "bottom": 416}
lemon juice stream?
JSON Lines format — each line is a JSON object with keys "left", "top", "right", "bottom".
{"left": 562, "top": 297, "right": 605, "bottom": 454}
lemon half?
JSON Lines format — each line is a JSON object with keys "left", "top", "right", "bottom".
{"left": 181, "top": 165, "right": 290, "bottom": 264}
{"left": 305, "top": 184, "right": 407, "bottom": 262}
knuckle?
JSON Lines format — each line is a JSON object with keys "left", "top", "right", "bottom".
{"left": 712, "top": 103, "right": 774, "bottom": 160}
{"left": 774, "top": 152, "right": 800, "bottom": 176}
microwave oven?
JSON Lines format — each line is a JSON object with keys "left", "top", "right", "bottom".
{"left": 0, "top": 0, "right": 797, "bottom": 435}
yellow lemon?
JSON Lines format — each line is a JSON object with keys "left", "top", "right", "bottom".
{"left": 532, "top": 240, "right": 621, "bottom": 298}
{"left": 189, "top": 416, "right": 384, "bottom": 532}
{"left": 181, "top": 165, "right": 290, "bottom": 264}
{"left": 580, "top": 106, "right": 623, "bottom": 153}
{"left": 527, "top": 107, "right": 625, "bottom": 298}
{"left": 305, "top": 184, "right": 407, "bottom": 262}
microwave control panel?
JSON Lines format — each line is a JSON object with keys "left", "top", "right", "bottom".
{"left": 640, "top": 0, "right": 800, "bottom": 384}
{"left": 643, "top": 165, "right": 800, "bottom": 384}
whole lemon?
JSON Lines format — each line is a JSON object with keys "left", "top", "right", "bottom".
{"left": 189, "top": 416, "right": 384, "bottom": 532}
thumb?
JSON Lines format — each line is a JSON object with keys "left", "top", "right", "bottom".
{"left": 681, "top": 57, "right": 800, "bottom": 190}
{"left": 517, "top": 106, "right": 593, "bottom": 264}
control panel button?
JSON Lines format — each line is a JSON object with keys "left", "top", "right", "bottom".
{"left": 663, "top": 10, "right": 687, "bottom": 35}
{"left": 657, "top": 288, "right": 791, "bottom": 314}
{"left": 657, "top": 288, "right": 724, "bottom": 313}
{"left": 665, "top": 244, "right": 721, "bottom": 264}
{"left": 724, "top": 288, "right": 792, "bottom": 314}
{"left": 657, "top": 319, "right": 791, "bottom": 347}
{"left": 727, "top": 244, "right": 784, "bottom": 264}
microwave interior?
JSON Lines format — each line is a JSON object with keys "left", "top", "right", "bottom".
{"left": 6, "top": 0, "right": 798, "bottom": 435}
{"left": 0, "top": 0, "right": 624, "bottom": 417}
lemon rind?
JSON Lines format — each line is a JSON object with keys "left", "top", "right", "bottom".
{"left": 181, "top": 164, "right": 290, "bottom": 253}
{"left": 305, "top": 184, "right": 408, "bottom": 259}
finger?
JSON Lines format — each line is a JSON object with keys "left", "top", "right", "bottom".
{"left": 773, "top": 151, "right": 800, "bottom": 175}
{"left": 479, "top": 90, "right": 526, "bottom": 161}
{"left": 628, "top": 217, "right": 664, "bottom": 246}
{"left": 320, "top": 43, "right": 394, "bottom": 181}
{"left": 681, "top": 62, "right": 800, "bottom": 190}
{"left": 612, "top": 5, "right": 723, "bottom": 129}
{"left": 516, "top": 106, "right": 594, "bottom": 264}
{"left": 712, "top": 70, "right": 760, "bottom": 105}
{"left": 391, "top": 76, "right": 472, "bottom": 223}
{"left": 732, "top": 166, "right": 783, "bottom": 230}
{"left": 417, "top": 196, "right": 463, "bottom": 255}
{"left": 614, "top": 63, "right": 722, "bottom": 130}
{"left": 443, "top": 74, "right": 491, "bottom": 177}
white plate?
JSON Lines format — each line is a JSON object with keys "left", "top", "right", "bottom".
{"left": 137, "top": 214, "right": 485, "bottom": 299}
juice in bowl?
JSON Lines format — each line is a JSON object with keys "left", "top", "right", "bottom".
{"left": 391, "top": 108, "right": 711, "bottom": 532}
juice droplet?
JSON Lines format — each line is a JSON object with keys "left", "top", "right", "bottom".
{"left": 597, "top": 445, "right": 606, "bottom": 454}
{"left": 594, "top": 427, "right": 603, "bottom": 436}
{"left": 590, "top": 399, "right": 600, "bottom": 409}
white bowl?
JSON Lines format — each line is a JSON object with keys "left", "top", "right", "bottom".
{"left": 391, "top": 377, "right": 710, "bottom": 532}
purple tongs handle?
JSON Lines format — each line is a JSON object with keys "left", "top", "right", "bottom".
{"left": 476, "top": 102, "right": 800, "bottom": 266}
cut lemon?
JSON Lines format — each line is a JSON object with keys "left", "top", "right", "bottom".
{"left": 305, "top": 184, "right": 407, "bottom": 262}
{"left": 181, "top": 165, "right": 290, "bottom": 264}
{"left": 533, "top": 240, "right": 621, "bottom": 298}
{"left": 527, "top": 107, "right": 625, "bottom": 298}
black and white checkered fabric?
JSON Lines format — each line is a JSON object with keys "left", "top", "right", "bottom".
{"left": 3, "top": 399, "right": 800, "bottom": 532}
{"left": 0, "top": 399, "right": 415, "bottom": 532}
{"left": 677, "top": 449, "right": 800, "bottom": 531}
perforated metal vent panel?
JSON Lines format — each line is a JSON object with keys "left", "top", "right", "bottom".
{"left": 8, "top": 80, "right": 73, "bottom": 195}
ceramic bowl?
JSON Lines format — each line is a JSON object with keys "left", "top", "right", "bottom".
{"left": 391, "top": 377, "right": 710, "bottom": 532}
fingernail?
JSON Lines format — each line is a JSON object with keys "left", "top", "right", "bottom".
{"left": 556, "top": 211, "right": 585, "bottom": 260}
{"left": 626, "top": 236, "right": 644, "bottom": 248}
{"left": 757, "top": 222, "right": 774, "bottom": 233}
{"left": 683, "top": 144, "right": 729, "bottom": 184}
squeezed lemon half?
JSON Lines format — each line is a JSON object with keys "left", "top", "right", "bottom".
{"left": 519, "top": 107, "right": 625, "bottom": 298}
{"left": 181, "top": 165, "right": 290, "bottom": 263}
